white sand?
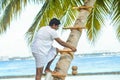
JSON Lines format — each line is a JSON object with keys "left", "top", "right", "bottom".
{"left": 2, "top": 75, "right": 120, "bottom": 80}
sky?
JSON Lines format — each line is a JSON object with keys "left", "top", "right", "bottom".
{"left": 0, "top": 4, "right": 120, "bottom": 57}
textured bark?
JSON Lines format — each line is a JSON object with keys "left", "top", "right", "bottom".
{"left": 52, "top": 0, "right": 96, "bottom": 80}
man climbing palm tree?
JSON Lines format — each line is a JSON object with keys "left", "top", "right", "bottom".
{"left": 31, "top": 18, "right": 76, "bottom": 80}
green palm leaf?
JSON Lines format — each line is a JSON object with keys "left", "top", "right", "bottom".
{"left": 86, "top": 0, "right": 120, "bottom": 43}
{"left": 110, "top": 0, "right": 120, "bottom": 41}
{"left": 0, "top": 0, "right": 42, "bottom": 34}
{"left": 0, "top": 0, "right": 26, "bottom": 34}
{"left": 86, "top": 0, "right": 110, "bottom": 43}
{"left": 0, "top": 0, "right": 10, "bottom": 9}
{"left": 86, "top": 8, "right": 101, "bottom": 43}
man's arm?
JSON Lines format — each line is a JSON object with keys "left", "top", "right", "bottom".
{"left": 55, "top": 38, "right": 76, "bottom": 52}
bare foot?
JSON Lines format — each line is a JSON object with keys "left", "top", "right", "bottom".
{"left": 52, "top": 71, "right": 66, "bottom": 77}
{"left": 44, "top": 69, "right": 52, "bottom": 73}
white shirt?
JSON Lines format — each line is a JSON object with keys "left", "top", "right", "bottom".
{"left": 31, "top": 26, "right": 59, "bottom": 55}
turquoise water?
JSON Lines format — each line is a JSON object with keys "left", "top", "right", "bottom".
{"left": 0, "top": 53, "right": 120, "bottom": 77}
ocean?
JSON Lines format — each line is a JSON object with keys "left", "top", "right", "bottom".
{"left": 0, "top": 53, "right": 120, "bottom": 78}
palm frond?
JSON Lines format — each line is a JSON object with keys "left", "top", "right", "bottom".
{"left": 86, "top": 0, "right": 110, "bottom": 43}
{"left": 61, "top": 0, "right": 81, "bottom": 27}
{"left": 0, "top": 0, "right": 43, "bottom": 34}
{"left": 0, "top": 0, "right": 10, "bottom": 9}
{"left": 110, "top": 0, "right": 120, "bottom": 26}
{"left": 86, "top": 8, "right": 101, "bottom": 43}
{"left": 108, "top": 0, "right": 120, "bottom": 42}
{"left": 95, "top": 0, "right": 110, "bottom": 14}
{"left": 116, "top": 25, "right": 120, "bottom": 42}
{"left": 0, "top": 0, "right": 11, "bottom": 15}
{"left": 0, "top": 0, "right": 26, "bottom": 34}
{"left": 62, "top": 9, "right": 78, "bottom": 27}
{"left": 114, "top": 0, "right": 120, "bottom": 41}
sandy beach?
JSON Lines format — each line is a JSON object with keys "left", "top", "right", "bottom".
{"left": 1, "top": 74, "right": 120, "bottom": 80}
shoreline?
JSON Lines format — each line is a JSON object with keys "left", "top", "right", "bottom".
{"left": 1, "top": 71, "right": 120, "bottom": 79}
{"left": 1, "top": 75, "right": 120, "bottom": 80}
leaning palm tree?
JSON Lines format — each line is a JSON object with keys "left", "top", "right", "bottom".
{"left": 0, "top": 0, "right": 120, "bottom": 80}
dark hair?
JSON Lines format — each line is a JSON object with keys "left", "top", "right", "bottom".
{"left": 49, "top": 18, "right": 60, "bottom": 26}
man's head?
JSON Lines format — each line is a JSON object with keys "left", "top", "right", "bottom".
{"left": 49, "top": 18, "right": 60, "bottom": 30}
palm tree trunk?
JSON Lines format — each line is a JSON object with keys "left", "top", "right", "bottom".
{"left": 53, "top": 0, "right": 96, "bottom": 80}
